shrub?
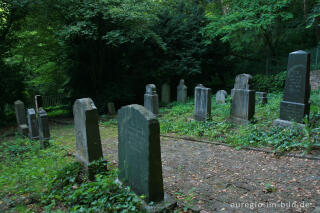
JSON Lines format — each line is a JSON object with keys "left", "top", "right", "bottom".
{"left": 251, "top": 71, "right": 286, "bottom": 92}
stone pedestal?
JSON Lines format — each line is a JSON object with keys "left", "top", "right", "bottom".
{"left": 230, "top": 74, "right": 255, "bottom": 125}
{"left": 38, "top": 108, "right": 50, "bottom": 148}
{"left": 177, "top": 79, "right": 187, "bottom": 103}
{"left": 144, "top": 84, "right": 159, "bottom": 115}
{"left": 194, "top": 84, "right": 212, "bottom": 121}
{"left": 256, "top": 92, "right": 267, "bottom": 105}
{"left": 14, "top": 100, "right": 28, "bottom": 136}
{"left": 161, "top": 83, "right": 170, "bottom": 104}
{"left": 27, "top": 108, "right": 39, "bottom": 140}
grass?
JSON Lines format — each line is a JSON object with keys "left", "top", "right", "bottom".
{"left": 1, "top": 90, "right": 320, "bottom": 212}
{"left": 159, "top": 91, "right": 320, "bottom": 153}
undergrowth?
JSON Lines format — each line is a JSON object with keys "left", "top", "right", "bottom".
{"left": 159, "top": 91, "right": 320, "bottom": 153}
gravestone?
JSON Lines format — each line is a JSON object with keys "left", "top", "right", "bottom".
{"left": 38, "top": 108, "right": 50, "bottom": 148}
{"left": 14, "top": 100, "right": 28, "bottom": 135}
{"left": 194, "top": 84, "right": 212, "bottom": 121}
{"left": 216, "top": 90, "right": 227, "bottom": 104}
{"left": 230, "top": 74, "right": 255, "bottom": 125}
{"left": 144, "top": 84, "right": 159, "bottom": 115}
{"left": 177, "top": 79, "right": 187, "bottom": 103}
{"left": 256, "top": 92, "right": 267, "bottom": 105}
{"left": 118, "top": 104, "right": 164, "bottom": 202}
{"left": 107, "top": 102, "right": 116, "bottom": 115}
{"left": 274, "top": 50, "right": 311, "bottom": 127}
{"left": 73, "top": 98, "right": 104, "bottom": 175}
{"left": 27, "top": 108, "right": 39, "bottom": 140}
{"left": 161, "top": 83, "right": 170, "bottom": 104}
{"left": 35, "top": 95, "right": 43, "bottom": 113}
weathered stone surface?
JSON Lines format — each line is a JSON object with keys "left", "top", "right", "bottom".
{"left": 234, "top": 74, "right": 252, "bottom": 89}
{"left": 274, "top": 50, "right": 311, "bottom": 126}
{"left": 73, "top": 98, "right": 103, "bottom": 173}
{"left": 118, "top": 104, "right": 164, "bottom": 202}
{"left": 107, "top": 102, "right": 116, "bottom": 115}
{"left": 144, "top": 84, "right": 159, "bottom": 115}
{"left": 27, "top": 108, "right": 39, "bottom": 140}
{"left": 177, "top": 79, "right": 187, "bottom": 103}
{"left": 194, "top": 84, "right": 212, "bottom": 121}
{"left": 216, "top": 90, "right": 227, "bottom": 104}
{"left": 38, "top": 108, "right": 50, "bottom": 140}
{"left": 161, "top": 83, "right": 170, "bottom": 104}
{"left": 35, "top": 95, "right": 43, "bottom": 113}
{"left": 230, "top": 74, "right": 255, "bottom": 124}
{"left": 256, "top": 92, "right": 267, "bottom": 105}
{"left": 14, "top": 100, "right": 28, "bottom": 135}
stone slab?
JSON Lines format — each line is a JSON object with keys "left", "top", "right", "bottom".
{"left": 73, "top": 98, "right": 104, "bottom": 175}
{"left": 118, "top": 104, "right": 164, "bottom": 202}
{"left": 27, "top": 108, "right": 39, "bottom": 140}
{"left": 144, "top": 84, "right": 159, "bottom": 115}
{"left": 177, "top": 79, "right": 187, "bottom": 103}
{"left": 194, "top": 84, "right": 212, "bottom": 121}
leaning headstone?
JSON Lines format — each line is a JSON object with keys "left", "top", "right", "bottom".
{"left": 118, "top": 104, "right": 164, "bottom": 202}
{"left": 256, "top": 92, "right": 267, "bottom": 105}
{"left": 144, "top": 84, "right": 159, "bottom": 115}
{"left": 35, "top": 95, "right": 43, "bottom": 113}
{"left": 194, "top": 84, "right": 212, "bottom": 121}
{"left": 161, "top": 83, "right": 170, "bottom": 104}
{"left": 274, "top": 50, "right": 311, "bottom": 127}
{"left": 73, "top": 98, "right": 104, "bottom": 176}
{"left": 216, "top": 90, "right": 227, "bottom": 104}
{"left": 27, "top": 108, "right": 39, "bottom": 140}
{"left": 14, "top": 100, "right": 28, "bottom": 135}
{"left": 107, "top": 102, "right": 116, "bottom": 115}
{"left": 38, "top": 108, "right": 50, "bottom": 148}
{"left": 177, "top": 79, "right": 187, "bottom": 103}
{"left": 230, "top": 74, "right": 255, "bottom": 125}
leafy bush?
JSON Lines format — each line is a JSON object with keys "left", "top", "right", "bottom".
{"left": 251, "top": 72, "right": 286, "bottom": 92}
{"left": 42, "top": 160, "right": 142, "bottom": 212}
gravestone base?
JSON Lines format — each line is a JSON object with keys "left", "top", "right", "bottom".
{"left": 115, "top": 179, "right": 176, "bottom": 213}
{"left": 229, "top": 117, "right": 252, "bottom": 125}
{"left": 18, "top": 124, "right": 28, "bottom": 136}
{"left": 273, "top": 119, "right": 305, "bottom": 129}
{"left": 142, "top": 193, "right": 177, "bottom": 213}
{"left": 279, "top": 101, "right": 310, "bottom": 123}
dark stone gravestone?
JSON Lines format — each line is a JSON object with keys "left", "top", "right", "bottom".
{"left": 38, "top": 108, "right": 50, "bottom": 148}
{"left": 194, "top": 84, "right": 212, "bottom": 121}
{"left": 274, "top": 50, "right": 310, "bottom": 127}
{"left": 118, "top": 104, "right": 169, "bottom": 205}
{"left": 107, "top": 102, "right": 116, "bottom": 115}
{"left": 256, "top": 92, "right": 267, "bottom": 105}
{"left": 14, "top": 100, "right": 28, "bottom": 136}
{"left": 177, "top": 79, "right": 187, "bottom": 103}
{"left": 216, "top": 90, "right": 227, "bottom": 104}
{"left": 161, "top": 83, "right": 170, "bottom": 104}
{"left": 230, "top": 74, "right": 255, "bottom": 125}
{"left": 35, "top": 95, "right": 43, "bottom": 113}
{"left": 27, "top": 108, "right": 39, "bottom": 140}
{"left": 144, "top": 84, "right": 159, "bottom": 115}
{"left": 73, "top": 98, "right": 104, "bottom": 176}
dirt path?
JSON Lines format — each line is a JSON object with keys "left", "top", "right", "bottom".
{"left": 101, "top": 135, "right": 320, "bottom": 213}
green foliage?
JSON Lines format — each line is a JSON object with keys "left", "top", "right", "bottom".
{"left": 251, "top": 71, "right": 286, "bottom": 92}
{"left": 160, "top": 92, "right": 320, "bottom": 153}
{"left": 42, "top": 160, "right": 142, "bottom": 212}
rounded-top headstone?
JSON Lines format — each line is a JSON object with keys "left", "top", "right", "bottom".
{"left": 234, "top": 74, "right": 252, "bottom": 90}
{"left": 146, "top": 84, "right": 157, "bottom": 94}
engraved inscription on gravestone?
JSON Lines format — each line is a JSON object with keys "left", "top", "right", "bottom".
{"left": 274, "top": 50, "right": 311, "bottom": 126}
{"left": 118, "top": 104, "right": 164, "bottom": 202}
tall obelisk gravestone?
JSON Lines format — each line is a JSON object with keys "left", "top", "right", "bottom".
{"left": 274, "top": 50, "right": 310, "bottom": 127}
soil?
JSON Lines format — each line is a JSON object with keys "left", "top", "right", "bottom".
{"left": 101, "top": 135, "right": 320, "bottom": 213}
